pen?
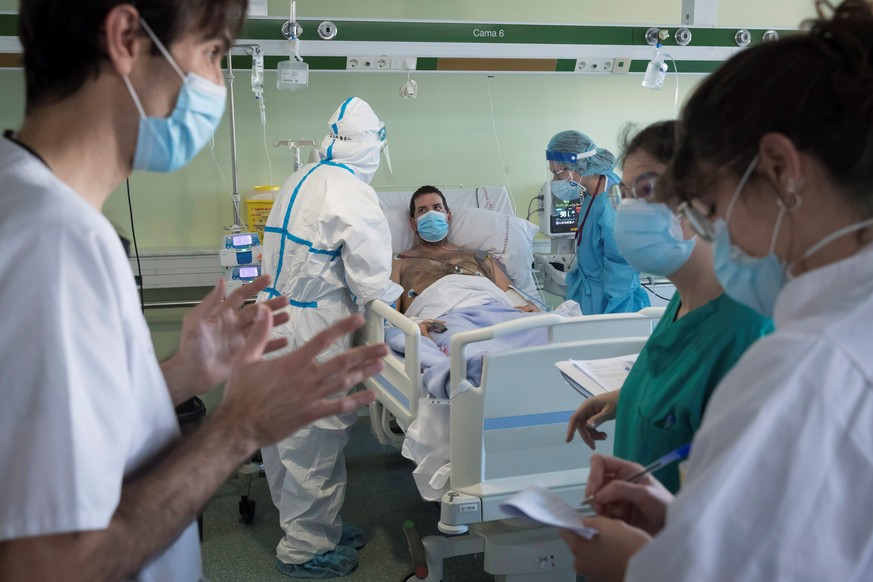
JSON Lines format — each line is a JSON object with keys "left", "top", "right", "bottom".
{"left": 580, "top": 443, "right": 691, "bottom": 508}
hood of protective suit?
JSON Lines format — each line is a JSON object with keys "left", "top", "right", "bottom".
{"left": 318, "top": 97, "right": 386, "bottom": 184}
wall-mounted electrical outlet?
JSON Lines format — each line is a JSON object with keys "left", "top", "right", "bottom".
{"left": 575, "top": 58, "right": 615, "bottom": 73}
{"left": 348, "top": 56, "right": 417, "bottom": 71}
{"left": 347, "top": 56, "right": 377, "bottom": 70}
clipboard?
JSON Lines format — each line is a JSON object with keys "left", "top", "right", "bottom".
{"left": 555, "top": 354, "right": 638, "bottom": 398}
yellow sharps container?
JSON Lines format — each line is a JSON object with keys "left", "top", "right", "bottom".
{"left": 246, "top": 185, "right": 280, "bottom": 242}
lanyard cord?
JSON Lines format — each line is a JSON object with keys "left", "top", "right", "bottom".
{"left": 574, "top": 175, "right": 606, "bottom": 246}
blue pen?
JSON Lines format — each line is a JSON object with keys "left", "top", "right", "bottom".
{"left": 580, "top": 443, "right": 692, "bottom": 508}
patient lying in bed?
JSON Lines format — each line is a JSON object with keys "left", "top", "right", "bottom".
{"left": 382, "top": 186, "right": 580, "bottom": 500}
{"left": 391, "top": 186, "right": 538, "bottom": 328}
{"left": 385, "top": 186, "right": 579, "bottom": 399}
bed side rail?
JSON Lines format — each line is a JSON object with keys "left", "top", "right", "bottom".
{"left": 363, "top": 300, "right": 422, "bottom": 423}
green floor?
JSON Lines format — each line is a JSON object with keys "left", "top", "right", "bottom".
{"left": 201, "top": 417, "right": 494, "bottom": 581}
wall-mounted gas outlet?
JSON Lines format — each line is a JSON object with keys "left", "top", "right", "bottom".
{"left": 575, "top": 58, "right": 615, "bottom": 73}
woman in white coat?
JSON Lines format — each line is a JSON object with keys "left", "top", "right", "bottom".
{"left": 560, "top": 2, "right": 873, "bottom": 580}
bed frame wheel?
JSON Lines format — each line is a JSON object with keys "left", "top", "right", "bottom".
{"left": 238, "top": 496, "right": 256, "bottom": 524}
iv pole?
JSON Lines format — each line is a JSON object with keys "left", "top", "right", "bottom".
{"left": 224, "top": 44, "right": 262, "bottom": 231}
{"left": 225, "top": 49, "right": 241, "bottom": 230}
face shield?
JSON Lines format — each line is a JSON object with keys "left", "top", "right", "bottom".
{"left": 546, "top": 172, "right": 583, "bottom": 202}
{"left": 546, "top": 148, "right": 598, "bottom": 202}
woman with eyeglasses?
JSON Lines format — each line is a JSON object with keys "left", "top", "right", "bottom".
{"left": 565, "top": 121, "right": 773, "bottom": 494}
{"left": 545, "top": 130, "right": 650, "bottom": 315}
{"left": 561, "top": 2, "right": 873, "bottom": 580}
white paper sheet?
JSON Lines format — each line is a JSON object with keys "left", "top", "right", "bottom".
{"left": 571, "top": 354, "right": 639, "bottom": 393}
{"left": 499, "top": 484, "right": 599, "bottom": 539}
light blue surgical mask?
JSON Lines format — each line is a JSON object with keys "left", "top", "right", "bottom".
{"left": 614, "top": 199, "right": 696, "bottom": 277}
{"left": 416, "top": 210, "right": 449, "bottom": 243}
{"left": 550, "top": 179, "right": 583, "bottom": 202}
{"left": 123, "top": 19, "right": 227, "bottom": 172}
{"left": 712, "top": 155, "right": 787, "bottom": 317}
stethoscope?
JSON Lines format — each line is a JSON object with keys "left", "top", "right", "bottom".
{"left": 574, "top": 175, "right": 606, "bottom": 247}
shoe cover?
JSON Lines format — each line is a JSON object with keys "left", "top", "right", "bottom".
{"left": 339, "top": 523, "right": 365, "bottom": 549}
{"left": 275, "top": 547, "right": 359, "bottom": 579}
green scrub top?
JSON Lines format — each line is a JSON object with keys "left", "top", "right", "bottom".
{"left": 612, "top": 292, "right": 773, "bottom": 493}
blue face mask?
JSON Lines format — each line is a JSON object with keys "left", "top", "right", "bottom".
{"left": 714, "top": 154, "right": 873, "bottom": 318}
{"left": 712, "top": 155, "right": 786, "bottom": 318}
{"left": 614, "top": 199, "right": 696, "bottom": 277}
{"left": 123, "top": 19, "right": 227, "bottom": 172}
{"left": 550, "top": 179, "right": 583, "bottom": 202}
{"left": 416, "top": 210, "right": 449, "bottom": 243}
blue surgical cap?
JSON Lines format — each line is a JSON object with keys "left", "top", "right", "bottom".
{"left": 547, "top": 130, "right": 618, "bottom": 178}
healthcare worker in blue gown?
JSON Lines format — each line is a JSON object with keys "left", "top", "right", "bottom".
{"left": 546, "top": 130, "right": 650, "bottom": 314}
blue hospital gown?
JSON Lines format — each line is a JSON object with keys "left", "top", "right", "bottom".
{"left": 566, "top": 188, "right": 649, "bottom": 314}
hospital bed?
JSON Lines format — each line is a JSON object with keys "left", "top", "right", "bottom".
{"left": 365, "top": 184, "right": 543, "bottom": 448}
{"left": 364, "top": 186, "right": 665, "bottom": 580}
{"left": 364, "top": 304, "right": 663, "bottom": 581}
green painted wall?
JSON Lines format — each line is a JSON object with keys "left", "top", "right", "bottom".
{"left": 0, "top": 0, "right": 817, "bottom": 408}
{"left": 100, "top": 71, "right": 700, "bottom": 250}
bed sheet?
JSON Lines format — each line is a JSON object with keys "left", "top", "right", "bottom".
{"left": 383, "top": 285, "right": 580, "bottom": 500}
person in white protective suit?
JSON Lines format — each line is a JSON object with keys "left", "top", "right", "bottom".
{"left": 258, "top": 96, "right": 403, "bottom": 579}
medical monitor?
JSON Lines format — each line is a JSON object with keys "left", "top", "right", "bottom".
{"left": 538, "top": 181, "right": 581, "bottom": 238}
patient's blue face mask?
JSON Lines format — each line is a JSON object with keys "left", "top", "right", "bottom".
{"left": 614, "top": 199, "right": 696, "bottom": 277}
{"left": 417, "top": 210, "right": 450, "bottom": 243}
{"left": 122, "top": 19, "right": 227, "bottom": 173}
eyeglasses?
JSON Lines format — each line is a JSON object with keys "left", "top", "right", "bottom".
{"left": 676, "top": 199, "right": 717, "bottom": 241}
{"left": 608, "top": 172, "right": 659, "bottom": 208}
{"left": 550, "top": 167, "right": 572, "bottom": 181}
{"left": 675, "top": 154, "right": 759, "bottom": 242}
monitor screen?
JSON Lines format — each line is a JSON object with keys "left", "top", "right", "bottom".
{"left": 239, "top": 266, "right": 260, "bottom": 279}
{"left": 550, "top": 198, "right": 581, "bottom": 235}
{"left": 233, "top": 234, "right": 253, "bottom": 247}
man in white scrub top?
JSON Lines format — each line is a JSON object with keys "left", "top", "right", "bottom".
{"left": 0, "top": 2, "right": 387, "bottom": 580}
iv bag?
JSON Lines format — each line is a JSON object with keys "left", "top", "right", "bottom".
{"left": 277, "top": 59, "right": 309, "bottom": 91}
{"left": 252, "top": 53, "right": 264, "bottom": 94}
{"left": 642, "top": 49, "right": 668, "bottom": 91}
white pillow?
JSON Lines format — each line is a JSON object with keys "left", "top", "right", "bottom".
{"left": 384, "top": 206, "right": 540, "bottom": 302}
